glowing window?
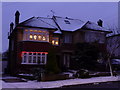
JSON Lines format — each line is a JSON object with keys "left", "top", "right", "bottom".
{"left": 34, "top": 34, "right": 37, "bottom": 40}
{"left": 42, "top": 36, "right": 46, "bottom": 41}
{"left": 25, "top": 29, "right": 28, "bottom": 32}
{"left": 52, "top": 37, "right": 59, "bottom": 45}
{"left": 29, "top": 34, "right": 33, "bottom": 40}
{"left": 52, "top": 40, "right": 55, "bottom": 45}
{"left": 30, "top": 30, "right": 33, "bottom": 32}
{"left": 55, "top": 41, "right": 58, "bottom": 45}
{"left": 38, "top": 35, "right": 42, "bottom": 40}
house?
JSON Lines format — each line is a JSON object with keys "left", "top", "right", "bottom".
{"left": 107, "top": 34, "right": 120, "bottom": 58}
{"left": 2, "top": 50, "right": 8, "bottom": 74}
{"left": 8, "top": 11, "right": 111, "bottom": 75}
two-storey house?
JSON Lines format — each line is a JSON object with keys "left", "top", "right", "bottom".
{"left": 8, "top": 11, "right": 111, "bottom": 75}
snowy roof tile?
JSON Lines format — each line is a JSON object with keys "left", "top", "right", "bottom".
{"left": 83, "top": 21, "right": 110, "bottom": 32}
{"left": 19, "top": 17, "right": 57, "bottom": 29}
{"left": 18, "top": 16, "right": 111, "bottom": 33}
{"left": 54, "top": 16, "right": 85, "bottom": 31}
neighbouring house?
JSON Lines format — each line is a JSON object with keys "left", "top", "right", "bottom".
{"left": 8, "top": 11, "right": 111, "bottom": 75}
{"left": 107, "top": 33, "right": 120, "bottom": 58}
{"left": 2, "top": 50, "right": 8, "bottom": 74}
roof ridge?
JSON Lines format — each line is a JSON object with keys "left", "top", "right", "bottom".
{"left": 54, "top": 16, "right": 84, "bottom": 22}
{"left": 19, "top": 17, "right": 35, "bottom": 25}
{"left": 36, "top": 17, "right": 52, "bottom": 19}
{"left": 38, "top": 18, "right": 57, "bottom": 29}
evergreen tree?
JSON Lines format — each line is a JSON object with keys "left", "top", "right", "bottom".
{"left": 45, "top": 47, "right": 60, "bottom": 74}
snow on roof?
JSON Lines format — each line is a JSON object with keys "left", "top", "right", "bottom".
{"left": 19, "top": 17, "right": 57, "bottom": 29}
{"left": 19, "top": 16, "right": 111, "bottom": 33}
{"left": 83, "top": 21, "right": 110, "bottom": 32}
{"left": 53, "top": 16, "right": 85, "bottom": 31}
{"left": 54, "top": 29, "right": 62, "bottom": 34}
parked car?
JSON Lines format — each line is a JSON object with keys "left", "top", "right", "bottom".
{"left": 111, "top": 59, "right": 120, "bottom": 71}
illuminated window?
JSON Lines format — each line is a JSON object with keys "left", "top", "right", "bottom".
{"left": 42, "top": 36, "right": 46, "bottom": 41}
{"left": 38, "top": 35, "right": 42, "bottom": 40}
{"left": 29, "top": 34, "right": 33, "bottom": 40}
{"left": 24, "top": 29, "right": 49, "bottom": 42}
{"left": 30, "top": 30, "right": 33, "bottom": 32}
{"left": 52, "top": 37, "right": 59, "bottom": 45}
{"left": 52, "top": 40, "right": 55, "bottom": 45}
{"left": 34, "top": 34, "right": 37, "bottom": 40}
{"left": 55, "top": 41, "right": 58, "bottom": 45}
{"left": 25, "top": 29, "right": 28, "bottom": 32}
{"left": 21, "top": 52, "right": 48, "bottom": 64}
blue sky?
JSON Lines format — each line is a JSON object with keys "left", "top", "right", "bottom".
{"left": 2, "top": 2, "right": 118, "bottom": 52}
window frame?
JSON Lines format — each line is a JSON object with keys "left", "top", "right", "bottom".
{"left": 21, "top": 51, "right": 48, "bottom": 65}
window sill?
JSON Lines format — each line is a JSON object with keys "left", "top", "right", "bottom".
{"left": 21, "top": 63, "right": 46, "bottom": 65}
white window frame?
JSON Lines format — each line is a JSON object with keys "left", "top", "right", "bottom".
{"left": 21, "top": 51, "right": 48, "bottom": 65}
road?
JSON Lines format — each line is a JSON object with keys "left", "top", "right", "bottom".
{"left": 62, "top": 81, "right": 120, "bottom": 89}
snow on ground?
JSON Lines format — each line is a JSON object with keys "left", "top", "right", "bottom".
{"left": 1, "top": 75, "right": 120, "bottom": 89}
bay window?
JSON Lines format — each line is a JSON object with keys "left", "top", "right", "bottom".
{"left": 23, "top": 29, "right": 49, "bottom": 42}
{"left": 21, "top": 51, "right": 48, "bottom": 65}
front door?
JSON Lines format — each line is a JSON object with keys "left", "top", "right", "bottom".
{"left": 63, "top": 53, "right": 71, "bottom": 68}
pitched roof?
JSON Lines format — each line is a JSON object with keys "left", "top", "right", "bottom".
{"left": 19, "top": 17, "right": 57, "bottom": 29}
{"left": 18, "top": 16, "right": 111, "bottom": 32}
{"left": 82, "top": 21, "right": 111, "bottom": 32}
{"left": 53, "top": 16, "right": 85, "bottom": 31}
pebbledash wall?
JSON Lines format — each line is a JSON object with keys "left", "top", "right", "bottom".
{"left": 8, "top": 11, "right": 112, "bottom": 75}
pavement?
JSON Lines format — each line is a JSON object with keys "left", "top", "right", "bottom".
{"left": 1, "top": 74, "right": 120, "bottom": 89}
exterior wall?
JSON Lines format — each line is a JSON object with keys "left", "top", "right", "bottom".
{"left": 84, "top": 30, "right": 106, "bottom": 43}
{"left": 8, "top": 25, "right": 108, "bottom": 74}
{"left": 73, "top": 30, "right": 85, "bottom": 43}
{"left": 107, "top": 34, "right": 120, "bottom": 58}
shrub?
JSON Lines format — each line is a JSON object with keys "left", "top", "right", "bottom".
{"left": 45, "top": 47, "right": 61, "bottom": 74}
{"left": 74, "top": 69, "right": 90, "bottom": 78}
{"left": 31, "top": 68, "right": 45, "bottom": 81}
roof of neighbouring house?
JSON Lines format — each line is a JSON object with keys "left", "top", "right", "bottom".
{"left": 18, "top": 16, "right": 111, "bottom": 33}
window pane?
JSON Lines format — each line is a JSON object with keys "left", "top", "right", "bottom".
{"left": 42, "top": 57, "right": 45, "bottom": 63}
{"left": 37, "top": 56, "right": 41, "bottom": 64}
{"left": 23, "top": 56, "right": 26, "bottom": 63}
{"left": 29, "top": 34, "right": 33, "bottom": 40}
{"left": 34, "top": 34, "right": 37, "bottom": 40}
{"left": 28, "top": 56, "right": 32, "bottom": 63}
{"left": 38, "top": 35, "right": 42, "bottom": 40}
{"left": 42, "top": 36, "right": 46, "bottom": 41}
{"left": 33, "top": 56, "right": 36, "bottom": 63}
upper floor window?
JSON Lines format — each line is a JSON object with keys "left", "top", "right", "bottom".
{"left": 23, "top": 29, "right": 49, "bottom": 42}
{"left": 64, "top": 34, "right": 72, "bottom": 43}
{"left": 52, "top": 37, "right": 59, "bottom": 45}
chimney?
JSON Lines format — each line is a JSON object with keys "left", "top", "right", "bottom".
{"left": 97, "top": 19, "right": 103, "bottom": 27}
{"left": 15, "top": 10, "right": 20, "bottom": 26}
{"left": 10, "top": 22, "right": 14, "bottom": 33}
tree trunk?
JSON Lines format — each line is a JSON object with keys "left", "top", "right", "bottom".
{"left": 108, "top": 58, "right": 113, "bottom": 76}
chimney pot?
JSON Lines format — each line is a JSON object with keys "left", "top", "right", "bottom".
{"left": 97, "top": 19, "right": 103, "bottom": 27}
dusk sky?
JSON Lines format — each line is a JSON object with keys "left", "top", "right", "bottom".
{"left": 2, "top": 2, "right": 118, "bottom": 52}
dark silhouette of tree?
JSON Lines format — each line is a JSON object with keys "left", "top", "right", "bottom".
{"left": 73, "top": 42, "right": 100, "bottom": 70}
{"left": 45, "top": 47, "right": 61, "bottom": 74}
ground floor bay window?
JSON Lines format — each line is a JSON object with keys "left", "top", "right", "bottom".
{"left": 21, "top": 51, "right": 48, "bottom": 65}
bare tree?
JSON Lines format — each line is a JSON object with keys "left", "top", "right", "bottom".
{"left": 106, "top": 27, "right": 120, "bottom": 76}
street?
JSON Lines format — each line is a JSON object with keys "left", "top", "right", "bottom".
{"left": 62, "top": 81, "right": 120, "bottom": 88}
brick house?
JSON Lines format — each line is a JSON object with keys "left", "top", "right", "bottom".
{"left": 8, "top": 11, "right": 111, "bottom": 75}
